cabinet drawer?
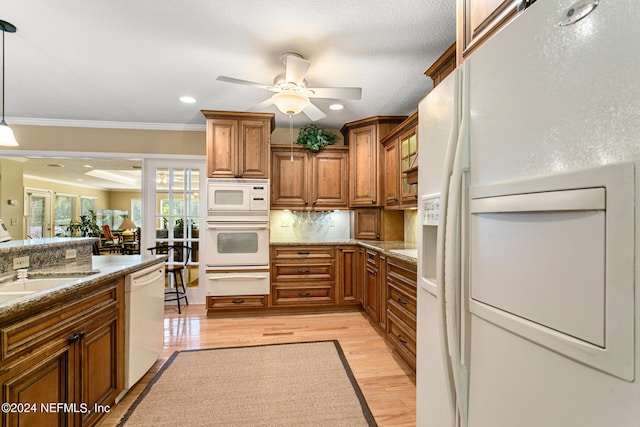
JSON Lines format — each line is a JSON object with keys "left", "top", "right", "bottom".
{"left": 387, "top": 310, "right": 416, "bottom": 370}
{"left": 365, "top": 249, "right": 380, "bottom": 266}
{"left": 387, "top": 282, "right": 417, "bottom": 330}
{"left": 272, "top": 261, "right": 335, "bottom": 281}
{"left": 271, "top": 246, "right": 334, "bottom": 259}
{"left": 206, "top": 295, "right": 266, "bottom": 310}
{"left": 272, "top": 285, "right": 334, "bottom": 305}
{"left": 0, "top": 281, "right": 119, "bottom": 362}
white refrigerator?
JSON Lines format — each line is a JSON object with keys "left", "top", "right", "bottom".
{"left": 417, "top": 1, "right": 640, "bottom": 426}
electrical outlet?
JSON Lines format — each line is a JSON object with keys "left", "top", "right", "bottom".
{"left": 280, "top": 218, "right": 290, "bottom": 227}
{"left": 329, "top": 218, "right": 336, "bottom": 227}
{"left": 13, "top": 256, "right": 29, "bottom": 270}
{"left": 65, "top": 249, "right": 77, "bottom": 260}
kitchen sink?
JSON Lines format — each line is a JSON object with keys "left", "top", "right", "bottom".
{"left": 389, "top": 248, "right": 418, "bottom": 259}
{"left": 0, "top": 277, "right": 83, "bottom": 293}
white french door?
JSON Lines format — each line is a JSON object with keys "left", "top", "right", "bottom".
{"left": 143, "top": 158, "right": 206, "bottom": 303}
{"left": 25, "top": 189, "right": 52, "bottom": 239}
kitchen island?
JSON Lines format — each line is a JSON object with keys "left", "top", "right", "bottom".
{"left": 0, "top": 238, "right": 165, "bottom": 427}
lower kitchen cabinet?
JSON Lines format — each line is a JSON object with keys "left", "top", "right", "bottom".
{"left": 271, "top": 245, "right": 336, "bottom": 306}
{"left": 336, "top": 245, "right": 361, "bottom": 305}
{"left": 385, "top": 256, "right": 417, "bottom": 371}
{"left": 363, "top": 249, "right": 384, "bottom": 326}
{"left": 0, "top": 278, "right": 124, "bottom": 427}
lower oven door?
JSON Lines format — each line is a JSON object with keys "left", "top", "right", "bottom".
{"left": 205, "top": 221, "right": 269, "bottom": 268}
{"left": 206, "top": 270, "right": 271, "bottom": 296}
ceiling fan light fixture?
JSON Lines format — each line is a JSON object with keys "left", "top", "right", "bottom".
{"left": 271, "top": 91, "right": 310, "bottom": 116}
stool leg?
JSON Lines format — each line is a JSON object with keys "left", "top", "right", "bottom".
{"left": 177, "top": 270, "right": 189, "bottom": 306}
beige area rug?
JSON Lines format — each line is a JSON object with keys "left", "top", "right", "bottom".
{"left": 117, "top": 341, "right": 377, "bottom": 426}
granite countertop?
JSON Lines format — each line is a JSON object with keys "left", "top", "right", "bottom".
{"left": 270, "top": 239, "right": 417, "bottom": 265}
{"left": 0, "top": 254, "right": 166, "bottom": 322}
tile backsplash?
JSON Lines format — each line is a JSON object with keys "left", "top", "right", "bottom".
{"left": 270, "top": 210, "right": 351, "bottom": 242}
{"left": 404, "top": 210, "right": 418, "bottom": 243}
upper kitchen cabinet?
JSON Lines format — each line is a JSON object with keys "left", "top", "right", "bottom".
{"left": 424, "top": 44, "right": 456, "bottom": 88}
{"left": 457, "top": 0, "right": 537, "bottom": 61}
{"left": 341, "top": 116, "right": 407, "bottom": 207}
{"left": 381, "top": 112, "right": 418, "bottom": 209}
{"left": 271, "top": 145, "right": 349, "bottom": 210}
{"left": 202, "top": 110, "right": 275, "bottom": 179}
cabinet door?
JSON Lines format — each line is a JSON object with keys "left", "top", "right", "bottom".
{"left": 311, "top": 149, "right": 348, "bottom": 209}
{"left": 337, "top": 246, "right": 360, "bottom": 305}
{"left": 383, "top": 139, "right": 400, "bottom": 207}
{"left": 80, "top": 311, "right": 122, "bottom": 427}
{"left": 1, "top": 342, "right": 76, "bottom": 427}
{"left": 349, "top": 125, "right": 380, "bottom": 206}
{"left": 271, "top": 148, "right": 309, "bottom": 209}
{"left": 353, "top": 208, "right": 380, "bottom": 240}
{"left": 364, "top": 263, "right": 380, "bottom": 322}
{"left": 238, "top": 120, "right": 270, "bottom": 179}
{"left": 399, "top": 127, "right": 418, "bottom": 203}
{"left": 459, "top": 0, "right": 529, "bottom": 59}
{"left": 206, "top": 119, "right": 238, "bottom": 178}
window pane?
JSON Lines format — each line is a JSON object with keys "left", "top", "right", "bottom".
{"left": 54, "top": 194, "right": 74, "bottom": 236}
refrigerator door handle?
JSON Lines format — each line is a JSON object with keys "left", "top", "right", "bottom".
{"left": 444, "top": 63, "right": 470, "bottom": 427}
{"left": 435, "top": 69, "right": 463, "bottom": 425}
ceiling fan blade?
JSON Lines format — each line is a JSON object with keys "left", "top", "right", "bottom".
{"left": 307, "top": 87, "right": 362, "bottom": 100}
{"left": 284, "top": 55, "right": 311, "bottom": 85}
{"left": 216, "top": 76, "right": 276, "bottom": 92}
{"left": 302, "top": 102, "right": 327, "bottom": 121}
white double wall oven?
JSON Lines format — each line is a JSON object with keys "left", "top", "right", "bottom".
{"left": 205, "top": 178, "right": 270, "bottom": 297}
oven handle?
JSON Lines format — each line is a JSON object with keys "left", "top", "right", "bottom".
{"left": 206, "top": 223, "right": 269, "bottom": 230}
{"left": 206, "top": 274, "right": 269, "bottom": 280}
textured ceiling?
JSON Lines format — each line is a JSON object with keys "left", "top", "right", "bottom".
{"left": 0, "top": 1, "right": 456, "bottom": 188}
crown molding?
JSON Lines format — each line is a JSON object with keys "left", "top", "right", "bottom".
{"left": 6, "top": 117, "right": 206, "bottom": 132}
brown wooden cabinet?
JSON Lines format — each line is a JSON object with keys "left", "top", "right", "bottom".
{"left": 353, "top": 208, "right": 404, "bottom": 241}
{"left": 336, "top": 246, "right": 361, "bottom": 306}
{"left": 457, "top": 0, "right": 536, "bottom": 61}
{"left": 0, "top": 278, "right": 124, "bottom": 427}
{"left": 202, "top": 110, "right": 275, "bottom": 179}
{"left": 385, "top": 257, "right": 417, "bottom": 371}
{"left": 270, "top": 245, "right": 336, "bottom": 307}
{"left": 424, "top": 43, "right": 457, "bottom": 88}
{"left": 271, "top": 146, "right": 348, "bottom": 210}
{"left": 341, "top": 116, "right": 407, "bottom": 207}
{"left": 380, "top": 113, "right": 419, "bottom": 209}
{"left": 363, "top": 249, "right": 381, "bottom": 324}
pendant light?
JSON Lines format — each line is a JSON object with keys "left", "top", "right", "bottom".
{"left": 0, "top": 20, "right": 17, "bottom": 147}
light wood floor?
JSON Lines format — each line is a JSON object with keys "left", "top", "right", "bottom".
{"left": 99, "top": 304, "right": 416, "bottom": 426}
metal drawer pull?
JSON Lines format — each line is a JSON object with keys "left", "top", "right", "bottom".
{"left": 68, "top": 331, "right": 85, "bottom": 344}
{"left": 397, "top": 297, "right": 408, "bottom": 305}
{"left": 231, "top": 299, "right": 245, "bottom": 304}
{"left": 298, "top": 251, "right": 310, "bottom": 255}
{"left": 397, "top": 335, "right": 408, "bottom": 345}
{"left": 298, "top": 291, "right": 311, "bottom": 297}
{"left": 297, "top": 269, "right": 310, "bottom": 273}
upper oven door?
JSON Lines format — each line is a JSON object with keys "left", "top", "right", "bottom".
{"left": 205, "top": 222, "right": 270, "bottom": 268}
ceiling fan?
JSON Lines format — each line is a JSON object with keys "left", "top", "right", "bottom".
{"left": 216, "top": 52, "right": 362, "bottom": 121}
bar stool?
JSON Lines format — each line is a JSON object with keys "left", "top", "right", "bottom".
{"left": 147, "top": 244, "right": 191, "bottom": 314}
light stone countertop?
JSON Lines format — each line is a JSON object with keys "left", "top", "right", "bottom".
{"left": 270, "top": 239, "right": 417, "bottom": 265}
{"left": 0, "top": 254, "right": 166, "bottom": 322}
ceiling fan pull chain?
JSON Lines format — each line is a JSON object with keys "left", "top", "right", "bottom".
{"left": 289, "top": 113, "right": 294, "bottom": 162}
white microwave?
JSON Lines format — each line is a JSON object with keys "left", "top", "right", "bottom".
{"left": 207, "top": 178, "right": 269, "bottom": 220}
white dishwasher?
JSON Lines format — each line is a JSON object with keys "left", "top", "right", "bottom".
{"left": 120, "top": 263, "right": 165, "bottom": 400}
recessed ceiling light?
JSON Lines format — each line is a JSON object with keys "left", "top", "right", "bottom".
{"left": 179, "top": 96, "right": 197, "bottom": 104}
{"left": 47, "top": 163, "right": 64, "bottom": 168}
{"left": 329, "top": 103, "right": 344, "bottom": 111}
{"left": 82, "top": 164, "right": 92, "bottom": 168}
